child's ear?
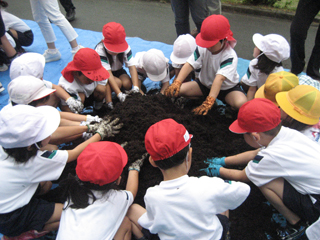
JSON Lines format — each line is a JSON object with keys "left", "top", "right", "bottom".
{"left": 251, "top": 132, "right": 261, "bottom": 141}
{"left": 149, "top": 156, "right": 158, "bottom": 168}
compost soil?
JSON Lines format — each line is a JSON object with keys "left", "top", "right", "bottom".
{"left": 60, "top": 93, "right": 280, "bottom": 240}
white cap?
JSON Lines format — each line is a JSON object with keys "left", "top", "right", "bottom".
{"left": 142, "top": 49, "right": 168, "bottom": 82}
{"left": 134, "top": 51, "right": 146, "bottom": 69}
{"left": 170, "top": 34, "right": 196, "bottom": 64}
{"left": 252, "top": 33, "right": 290, "bottom": 63}
{"left": 0, "top": 105, "right": 60, "bottom": 148}
{"left": 8, "top": 76, "right": 56, "bottom": 105}
{"left": 10, "top": 52, "right": 45, "bottom": 80}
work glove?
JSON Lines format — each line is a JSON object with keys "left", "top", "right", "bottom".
{"left": 126, "top": 86, "right": 140, "bottom": 95}
{"left": 96, "top": 117, "right": 123, "bottom": 139}
{"left": 86, "top": 115, "right": 102, "bottom": 123}
{"left": 117, "top": 92, "right": 127, "bottom": 102}
{"left": 128, "top": 152, "right": 149, "bottom": 172}
{"left": 66, "top": 97, "right": 84, "bottom": 113}
{"left": 120, "top": 141, "right": 128, "bottom": 148}
{"left": 192, "top": 96, "right": 215, "bottom": 115}
{"left": 200, "top": 164, "right": 222, "bottom": 177}
{"left": 205, "top": 157, "right": 226, "bottom": 167}
{"left": 106, "top": 102, "right": 114, "bottom": 110}
{"left": 164, "top": 80, "right": 182, "bottom": 97}
{"left": 86, "top": 122, "right": 100, "bottom": 133}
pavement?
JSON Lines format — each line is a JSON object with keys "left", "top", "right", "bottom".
{"left": 6, "top": 0, "right": 319, "bottom": 70}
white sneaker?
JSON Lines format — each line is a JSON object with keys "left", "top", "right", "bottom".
{"left": 71, "top": 45, "right": 84, "bottom": 58}
{"left": 43, "top": 49, "right": 61, "bottom": 63}
{"left": 0, "top": 82, "right": 5, "bottom": 93}
{"left": 0, "top": 64, "right": 8, "bottom": 72}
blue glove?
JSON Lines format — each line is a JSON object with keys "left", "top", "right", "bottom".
{"left": 200, "top": 164, "right": 222, "bottom": 177}
{"left": 205, "top": 157, "right": 226, "bottom": 167}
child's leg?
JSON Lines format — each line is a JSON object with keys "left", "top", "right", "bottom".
{"left": 93, "top": 84, "right": 107, "bottom": 102}
{"left": 224, "top": 90, "right": 247, "bottom": 110}
{"left": 259, "top": 178, "right": 301, "bottom": 225}
{"left": 38, "top": 181, "right": 53, "bottom": 195}
{"left": 119, "top": 74, "right": 133, "bottom": 91}
{"left": 43, "top": 203, "right": 63, "bottom": 232}
{"left": 179, "top": 81, "right": 203, "bottom": 98}
{"left": 127, "top": 203, "right": 147, "bottom": 238}
{"left": 113, "top": 216, "right": 132, "bottom": 240}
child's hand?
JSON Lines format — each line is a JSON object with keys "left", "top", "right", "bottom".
{"left": 128, "top": 152, "right": 149, "bottom": 172}
{"left": 164, "top": 80, "right": 182, "bottom": 97}
{"left": 192, "top": 96, "right": 215, "bottom": 115}
{"left": 126, "top": 86, "right": 140, "bottom": 95}
{"left": 95, "top": 117, "right": 123, "bottom": 139}
{"left": 66, "top": 97, "right": 84, "bottom": 113}
{"left": 86, "top": 115, "right": 102, "bottom": 123}
{"left": 200, "top": 164, "right": 222, "bottom": 177}
{"left": 117, "top": 92, "right": 127, "bottom": 102}
{"left": 205, "top": 157, "right": 226, "bottom": 167}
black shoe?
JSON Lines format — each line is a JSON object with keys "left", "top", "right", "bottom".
{"left": 66, "top": 8, "right": 76, "bottom": 22}
{"left": 276, "top": 222, "right": 307, "bottom": 240}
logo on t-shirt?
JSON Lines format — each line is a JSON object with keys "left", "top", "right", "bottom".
{"left": 253, "top": 154, "right": 263, "bottom": 164}
{"left": 41, "top": 150, "right": 57, "bottom": 159}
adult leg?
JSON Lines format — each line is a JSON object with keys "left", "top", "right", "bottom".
{"left": 59, "top": 0, "right": 76, "bottom": 22}
{"left": 206, "top": 0, "right": 222, "bottom": 15}
{"left": 171, "top": 0, "right": 190, "bottom": 36}
{"left": 189, "top": 0, "right": 207, "bottom": 33}
{"left": 306, "top": 19, "right": 320, "bottom": 80}
{"left": 290, "top": 0, "right": 319, "bottom": 76}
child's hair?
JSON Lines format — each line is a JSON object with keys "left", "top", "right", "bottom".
{"left": 254, "top": 54, "right": 282, "bottom": 75}
{"left": 11, "top": 95, "right": 50, "bottom": 107}
{"left": 60, "top": 174, "right": 119, "bottom": 209}
{"left": 154, "top": 145, "right": 189, "bottom": 170}
{"left": 262, "top": 122, "right": 282, "bottom": 136}
{"left": 3, "top": 142, "right": 42, "bottom": 164}
{"left": 281, "top": 116, "right": 310, "bottom": 132}
{"left": 0, "top": 0, "right": 8, "bottom": 8}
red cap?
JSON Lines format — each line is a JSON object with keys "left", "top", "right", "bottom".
{"left": 229, "top": 98, "right": 281, "bottom": 134}
{"left": 196, "top": 15, "right": 236, "bottom": 48}
{"left": 102, "top": 22, "right": 128, "bottom": 53}
{"left": 145, "top": 119, "right": 192, "bottom": 161}
{"left": 61, "top": 48, "right": 110, "bottom": 83}
{"left": 76, "top": 142, "right": 128, "bottom": 186}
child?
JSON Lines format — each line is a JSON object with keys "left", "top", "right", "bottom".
{"left": 95, "top": 22, "right": 139, "bottom": 104}
{"left": 165, "top": 14, "right": 247, "bottom": 115}
{"left": 134, "top": 48, "right": 171, "bottom": 94}
{"left": 205, "top": 98, "right": 320, "bottom": 240}
{"left": 241, "top": 33, "right": 290, "bottom": 100}
{"left": 127, "top": 118, "right": 250, "bottom": 240}
{"left": 7, "top": 76, "right": 120, "bottom": 145}
{"left": 56, "top": 142, "right": 147, "bottom": 240}
{"left": 29, "top": 0, "right": 82, "bottom": 62}
{"left": 0, "top": 104, "right": 114, "bottom": 239}
{"left": 58, "top": 47, "right": 112, "bottom": 112}
{"left": 276, "top": 84, "right": 320, "bottom": 144}
{"left": 170, "top": 33, "right": 198, "bottom": 82}
{"left": 254, "top": 71, "right": 299, "bottom": 105}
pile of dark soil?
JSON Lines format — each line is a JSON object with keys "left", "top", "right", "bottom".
{"left": 104, "top": 93, "right": 278, "bottom": 240}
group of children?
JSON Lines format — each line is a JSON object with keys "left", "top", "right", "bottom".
{"left": 0, "top": 12, "right": 319, "bottom": 240}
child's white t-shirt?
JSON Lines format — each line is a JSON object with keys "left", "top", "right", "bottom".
{"left": 0, "top": 147, "right": 68, "bottom": 214}
{"left": 58, "top": 76, "right": 106, "bottom": 98}
{"left": 95, "top": 43, "right": 136, "bottom": 71}
{"left": 138, "top": 175, "right": 250, "bottom": 240}
{"left": 134, "top": 51, "right": 170, "bottom": 83}
{"left": 56, "top": 190, "right": 134, "bottom": 240}
{"left": 245, "top": 126, "right": 320, "bottom": 194}
{"left": 241, "top": 58, "right": 284, "bottom": 88}
{"left": 187, "top": 43, "right": 239, "bottom": 90}
{"left": 301, "top": 121, "right": 320, "bottom": 145}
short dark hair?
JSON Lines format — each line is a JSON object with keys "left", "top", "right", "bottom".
{"left": 263, "top": 122, "right": 282, "bottom": 136}
{"left": 28, "top": 95, "right": 50, "bottom": 107}
{"left": 254, "top": 53, "right": 282, "bottom": 75}
{"left": 154, "top": 145, "right": 189, "bottom": 170}
{"left": 281, "top": 116, "right": 310, "bottom": 132}
{"left": 3, "top": 141, "right": 42, "bottom": 164}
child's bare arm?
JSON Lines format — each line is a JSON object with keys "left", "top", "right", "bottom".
{"left": 220, "top": 168, "right": 250, "bottom": 182}
{"left": 126, "top": 170, "right": 139, "bottom": 198}
{"left": 59, "top": 111, "right": 86, "bottom": 123}
{"left": 107, "top": 70, "right": 122, "bottom": 95}
{"left": 160, "top": 81, "right": 169, "bottom": 94}
{"left": 246, "top": 86, "right": 257, "bottom": 101}
{"left": 128, "top": 65, "right": 139, "bottom": 88}
{"left": 175, "top": 62, "right": 194, "bottom": 83}
{"left": 52, "top": 83, "right": 72, "bottom": 102}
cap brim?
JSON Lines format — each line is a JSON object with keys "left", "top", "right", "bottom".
{"left": 33, "top": 88, "right": 56, "bottom": 102}
{"left": 255, "top": 84, "right": 279, "bottom": 106}
{"left": 82, "top": 67, "right": 110, "bottom": 82}
{"left": 170, "top": 52, "right": 189, "bottom": 65}
{"left": 103, "top": 41, "right": 128, "bottom": 53}
{"left": 276, "top": 92, "right": 319, "bottom": 125}
{"left": 252, "top": 33, "right": 264, "bottom": 51}
{"left": 146, "top": 68, "right": 167, "bottom": 82}
{"left": 195, "top": 33, "right": 220, "bottom": 48}
{"left": 35, "top": 106, "right": 61, "bottom": 142}
{"left": 229, "top": 119, "right": 247, "bottom": 134}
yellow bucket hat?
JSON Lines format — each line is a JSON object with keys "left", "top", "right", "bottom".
{"left": 255, "top": 71, "right": 299, "bottom": 105}
{"left": 276, "top": 85, "right": 320, "bottom": 125}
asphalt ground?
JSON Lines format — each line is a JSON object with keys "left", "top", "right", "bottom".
{"left": 7, "top": 0, "right": 319, "bottom": 70}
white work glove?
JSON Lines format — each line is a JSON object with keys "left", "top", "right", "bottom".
{"left": 86, "top": 115, "right": 102, "bottom": 123}
{"left": 66, "top": 97, "right": 84, "bottom": 113}
{"left": 128, "top": 153, "right": 149, "bottom": 172}
{"left": 86, "top": 122, "right": 100, "bottom": 133}
{"left": 106, "top": 102, "right": 114, "bottom": 110}
{"left": 126, "top": 86, "right": 140, "bottom": 95}
{"left": 117, "top": 92, "right": 127, "bottom": 102}
{"left": 95, "top": 117, "right": 123, "bottom": 139}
